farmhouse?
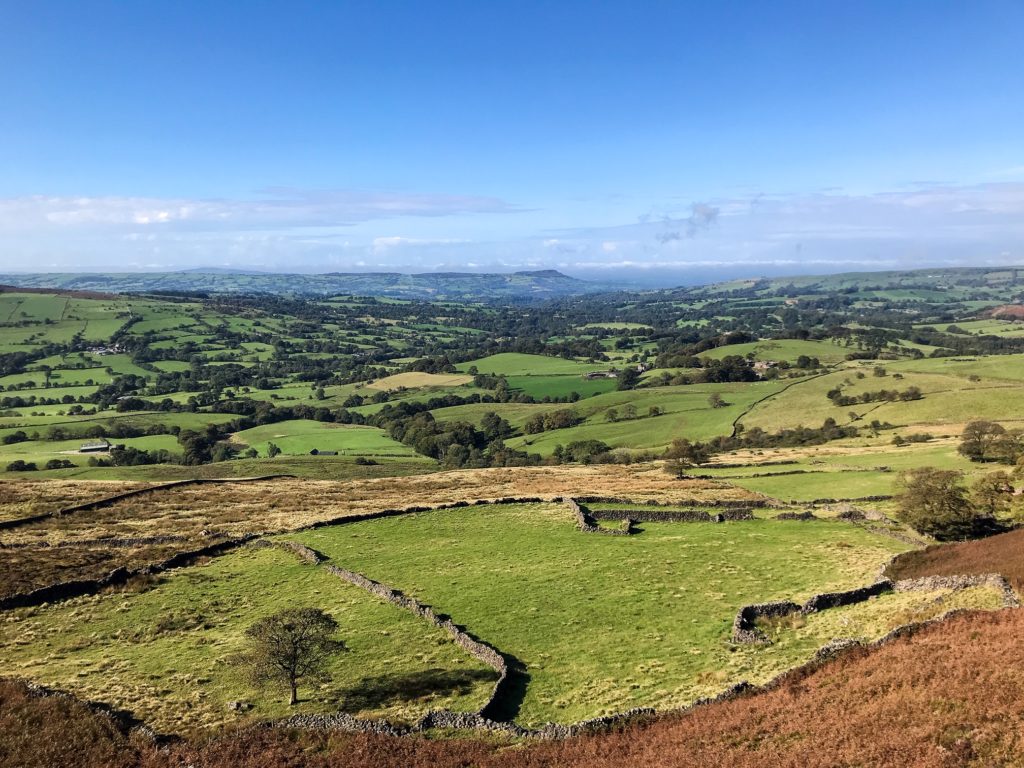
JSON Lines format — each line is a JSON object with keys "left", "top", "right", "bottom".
{"left": 584, "top": 363, "right": 647, "bottom": 380}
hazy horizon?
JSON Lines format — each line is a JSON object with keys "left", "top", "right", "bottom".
{"left": 2, "top": 2, "right": 1022, "bottom": 278}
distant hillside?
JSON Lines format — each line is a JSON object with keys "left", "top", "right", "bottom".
{"left": 693, "top": 265, "right": 1024, "bottom": 297}
{"left": 0, "top": 269, "right": 608, "bottom": 302}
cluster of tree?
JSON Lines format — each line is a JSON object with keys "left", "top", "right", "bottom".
{"left": 108, "top": 444, "right": 176, "bottom": 466}
{"left": 895, "top": 467, "right": 1016, "bottom": 540}
{"left": 663, "top": 438, "right": 711, "bottom": 478}
{"left": 706, "top": 419, "right": 859, "bottom": 453}
{"left": 606, "top": 404, "right": 664, "bottom": 422}
{"left": 891, "top": 432, "right": 934, "bottom": 446}
{"left": 826, "top": 385, "right": 922, "bottom": 407}
{"left": 1, "top": 431, "right": 28, "bottom": 445}
{"left": 552, "top": 439, "right": 612, "bottom": 463}
{"left": 523, "top": 408, "right": 582, "bottom": 434}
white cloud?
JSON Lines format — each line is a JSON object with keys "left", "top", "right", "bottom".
{"left": 0, "top": 189, "right": 515, "bottom": 233}
{"left": 2, "top": 181, "right": 1023, "bottom": 278}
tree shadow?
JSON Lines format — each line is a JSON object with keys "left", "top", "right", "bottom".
{"left": 337, "top": 668, "right": 499, "bottom": 712}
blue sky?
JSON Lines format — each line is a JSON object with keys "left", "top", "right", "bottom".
{"left": 1, "top": 1, "right": 1023, "bottom": 284}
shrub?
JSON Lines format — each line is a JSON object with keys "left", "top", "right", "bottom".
{"left": 5, "top": 460, "right": 38, "bottom": 472}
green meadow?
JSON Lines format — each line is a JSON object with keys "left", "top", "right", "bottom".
{"left": 230, "top": 420, "right": 422, "bottom": 458}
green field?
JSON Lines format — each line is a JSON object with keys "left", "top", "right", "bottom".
{"left": 288, "top": 502, "right": 938, "bottom": 726}
{"left": 698, "top": 338, "right": 853, "bottom": 365}
{"left": 0, "top": 545, "right": 495, "bottom": 732}
{"left": 501, "top": 382, "right": 787, "bottom": 455}
{"left": 230, "top": 420, "right": 423, "bottom": 458}
{"left": 456, "top": 353, "right": 610, "bottom": 376}
{"left": 504, "top": 374, "right": 618, "bottom": 399}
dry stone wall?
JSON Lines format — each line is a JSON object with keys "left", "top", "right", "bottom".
{"left": 566, "top": 498, "right": 634, "bottom": 535}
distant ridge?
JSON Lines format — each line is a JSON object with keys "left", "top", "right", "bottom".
{"left": 0, "top": 269, "right": 609, "bottom": 302}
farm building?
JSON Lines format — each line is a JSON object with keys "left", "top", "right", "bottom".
{"left": 79, "top": 439, "right": 111, "bottom": 453}
{"left": 309, "top": 448, "right": 338, "bottom": 456}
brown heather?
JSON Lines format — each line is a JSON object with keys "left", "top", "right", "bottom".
{"left": 886, "top": 528, "right": 1024, "bottom": 592}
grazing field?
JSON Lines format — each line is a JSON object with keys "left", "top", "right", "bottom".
{"left": 455, "top": 353, "right": 610, "bottom": 376}
{"left": 697, "top": 439, "right": 982, "bottom": 502}
{"left": 230, "top": 420, "right": 422, "bottom": 458}
{"left": 738, "top": 361, "right": 1024, "bottom": 433}
{"left": 698, "top": 338, "right": 853, "bottom": 365}
{"left": 503, "top": 374, "right": 618, "bottom": 399}
{"left": 291, "top": 502, "right": 931, "bottom": 726}
{"left": 0, "top": 545, "right": 496, "bottom": 732}
{"left": 501, "top": 382, "right": 788, "bottom": 455}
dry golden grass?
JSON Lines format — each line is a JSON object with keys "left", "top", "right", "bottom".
{"left": 0, "top": 479, "right": 148, "bottom": 522}
{"left": 1, "top": 464, "right": 758, "bottom": 546}
{"left": 363, "top": 372, "right": 473, "bottom": 390}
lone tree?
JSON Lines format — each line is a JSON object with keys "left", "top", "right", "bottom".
{"left": 240, "top": 608, "right": 346, "bottom": 705}
{"left": 895, "top": 467, "right": 994, "bottom": 541}
{"left": 958, "top": 420, "right": 1020, "bottom": 464}
{"left": 663, "top": 438, "right": 709, "bottom": 479}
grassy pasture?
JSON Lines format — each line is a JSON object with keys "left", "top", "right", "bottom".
{"left": 699, "top": 439, "right": 984, "bottom": 502}
{"left": 0, "top": 434, "right": 180, "bottom": 470}
{"left": 230, "top": 420, "right": 421, "bottom": 458}
{"left": 0, "top": 546, "right": 496, "bottom": 732}
{"left": 291, "top": 503, "right": 923, "bottom": 726}
{"left": 579, "top": 322, "right": 653, "bottom": 331}
{"left": 699, "top": 339, "right": 852, "bottom": 365}
{"left": 456, "top": 353, "right": 609, "bottom": 376}
{"left": 504, "top": 374, "right": 618, "bottom": 399}
{"left": 739, "top": 362, "right": 1024, "bottom": 433}
{"left": 500, "top": 382, "right": 787, "bottom": 455}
